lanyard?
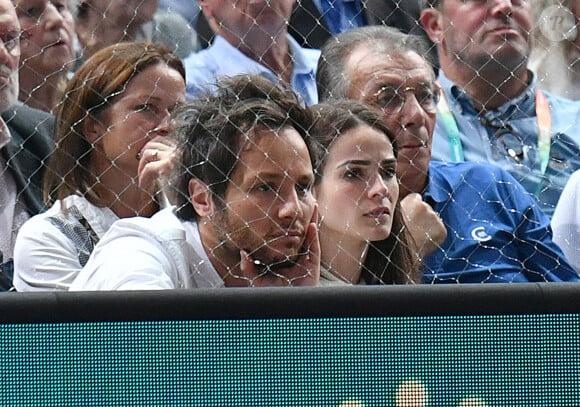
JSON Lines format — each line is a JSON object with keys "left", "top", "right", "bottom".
{"left": 437, "top": 88, "right": 553, "bottom": 176}
{"left": 536, "top": 90, "right": 552, "bottom": 175}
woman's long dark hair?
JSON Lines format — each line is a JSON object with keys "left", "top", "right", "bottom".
{"left": 309, "top": 100, "right": 421, "bottom": 284}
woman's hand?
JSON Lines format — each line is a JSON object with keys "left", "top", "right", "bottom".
{"left": 137, "top": 136, "right": 179, "bottom": 204}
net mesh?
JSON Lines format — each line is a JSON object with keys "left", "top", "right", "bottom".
{"left": 3, "top": 0, "right": 580, "bottom": 289}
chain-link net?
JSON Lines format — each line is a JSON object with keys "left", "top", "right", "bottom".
{"left": 3, "top": 0, "right": 580, "bottom": 291}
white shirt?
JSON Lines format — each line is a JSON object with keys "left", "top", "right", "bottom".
{"left": 70, "top": 207, "right": 225, "bottom": 291}
{"left": 552, "top": 170, "right": 580, "bottom": 272}
{"left": 13, "top": 194, "right": 119, "bottom": 291}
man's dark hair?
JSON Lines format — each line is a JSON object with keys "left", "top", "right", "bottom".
{"left": 317, "top": 26, "right": 434, "bottom": 102}
{"left": 172, "top": 74, "right": 314, "bottom": 221}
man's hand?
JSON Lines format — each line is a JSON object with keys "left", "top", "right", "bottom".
{"left": 237, "top": 206, "right": 320, "bottom": 287}
{"left": 400, "top": 193, "right": 447, "bottom": 260}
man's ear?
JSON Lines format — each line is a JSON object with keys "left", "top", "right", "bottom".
{"left": 189, "top": 178, "right": 215, "bottom": 217}
{"left": 420, "top": 8, "right": 444, "bottom": 44}
{"left": 199, "top": 0, "right": 213, "bottom": 19}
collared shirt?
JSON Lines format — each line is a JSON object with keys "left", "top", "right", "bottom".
{"left": 70, "top": 207, "right": 225, "bottom": 291}
{"left": 0, "top": 118, "right": 27, "bottom": 260}
{"left": 312, "top": 0, "right": 366, "bottom": 35}
{"left": 432, "top": 71, "right": 580, "bottom": 216}
{"left": 183, "top": 34, "right": 320, "bottom": 105}
{"left": 422, "top": 161, "right": 579, "bottom": 283}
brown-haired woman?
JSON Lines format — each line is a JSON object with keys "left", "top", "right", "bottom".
{"left": 13, "top": 41, "right": 186, "bottom": 291}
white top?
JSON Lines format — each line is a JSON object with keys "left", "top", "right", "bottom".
{"left": 70, "top": 207, "right": 225, "bottom": 291}
{"left": 13, "top": 194, "right": 119, "bottom": 291}
{"left": 552, "top": 170, "right": 580, "bottom": 272}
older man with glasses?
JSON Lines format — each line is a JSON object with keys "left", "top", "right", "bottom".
{"left": 317, "top": 25, "right": 579, "bottom": 283}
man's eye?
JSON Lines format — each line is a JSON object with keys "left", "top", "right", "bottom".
{"left": 257, "top": 184, "right": 277, "bottom": 193}
{"left": 377, "top": 96, "right": 399, "bottom": 107}
{"left": 296, "top": 182, "right": 312, "bottom": 196}
{"left": 419, "top": 89, "right": 439, "bottom": 103}
{"left": 376, "top": 90, "right": 400, "bottom": 107}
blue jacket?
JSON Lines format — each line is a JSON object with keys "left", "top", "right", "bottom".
{"left": 422, "top": 161, "right": 579, "bottom": 283}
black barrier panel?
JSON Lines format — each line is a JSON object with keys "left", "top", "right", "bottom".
{"left": 1, "top": 284, "right": 580, "bottom": 406}
{"left": 1, "top": 283, "right": 580, "bottom": 323}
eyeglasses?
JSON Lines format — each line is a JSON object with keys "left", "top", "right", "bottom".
{"left": 372, "top": 84, "right": 440, "bottom": 115}
{"left": 0, "top": 31, "right": 29, "bottom": 55}
{"left": 480, "top": 118, "right": 529, "bottom": 164}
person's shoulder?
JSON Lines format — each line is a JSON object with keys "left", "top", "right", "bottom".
{"left": 69, "top": 207, "right": 190, "bottom": 290}
{"left": 430, "top": 160, "right": 509, "bottom": 177}
{"left": 429, "top": 160, "right": 494, "bottom": 178}
{"left": 182, "top": 41, "right": 223, "bottom": 86}
{"left": 183, "top": 36, "right": 228, "bottom": 64}
{"left": 2, "top": 104, "right": 54, "bottom": 147}
{"left": 429, "top": 161, "right": 519, "bottom": 190}
{"left": 2, "top": 104, "right": 54, "bottom": 132}
{"left": 105, "top": 207, "right": 185, "bottom": 243}
{"left": 560, "top": 169, "right": 580, "bottom": 192}
{"left": 16, "top": 201, "right": 62, "bottom": 235}
{"left": 2, "top": 103, "right": 53, "bottom": 122}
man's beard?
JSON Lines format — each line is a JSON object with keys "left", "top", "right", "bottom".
{"left": 212, "top": 207, "right": 301, "bottom": 268}
{"left": 455, "top": 42, "right": 529, "bottom": 76}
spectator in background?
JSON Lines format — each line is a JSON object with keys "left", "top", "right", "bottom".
{"left": 0, "top": 0, "right": 54, "bottom": 290}
{"left": 317, "top": 25, "right": 579, "bottom": 283}
{"left": 13, "top": 0, "right": 76, "bottom": 113}
{"left": 185, "top": 0, "right": 320, "bottom": 105}
{"left": 13, "top": 42, "right": 185, "bottom": 291}
{"left": 420, "top": 0, "right": 580, "bottom": 217}
{"left": 290, "top": 0, "right": 438, "bottom": 68}
{"left": 70, "top": 75, "right": 320, "bottom": 290}
{"left": 75, "top": 0, "right": 198, "bottom": 61}
{"left": 196, "top": 0, "right": 431, "bottom": 52}
{"left": 530, "top": 0, "right": 580, "bottom": 100}
{"left": 310, "top": 100, "right": 420, "bottom": 285}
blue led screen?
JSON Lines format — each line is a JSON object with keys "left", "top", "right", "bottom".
{"left": 1, "top": 314, "right": 579, "bottom": 406}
